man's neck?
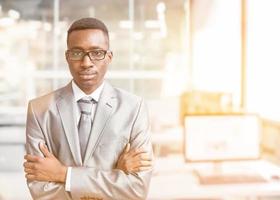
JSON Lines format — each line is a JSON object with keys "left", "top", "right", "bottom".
{"left": 76, "top": 82, "right": 103, "bottom": 95}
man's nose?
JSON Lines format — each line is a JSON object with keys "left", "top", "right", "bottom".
{"left": 81, "top": 54, "right": 93, "bottom": 68}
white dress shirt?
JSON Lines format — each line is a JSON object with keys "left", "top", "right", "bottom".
{"left": 65, "top": 80, "right": 104, "bottom": 191}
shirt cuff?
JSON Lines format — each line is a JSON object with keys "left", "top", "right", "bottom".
{"left": 65, "top": 167, "right": 72, "bottom": 191}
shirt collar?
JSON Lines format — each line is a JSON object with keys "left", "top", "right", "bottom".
{"left": 71, "top": 80, "right": 104, "bottom": 103}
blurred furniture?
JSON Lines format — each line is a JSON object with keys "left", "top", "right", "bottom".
{"left": 148, "top": 155, "right": 280, "bottom": 200}
{"left": 261, "top": 119, "right": 280, "bottom": 165}
{"left": 183, "top": 114, "right": 261, "bottom": 162}
{"left": 149, "top": 98, "right": 183, "bottom": 156}
{"left": 0, "top": 113, "right": 25, "bottom": 171}
{"left": 180, "top": 91, "right": 236, "bottom": 125}
{"left": 0, "top": 171, "right": 31, "bottom": 200}
{"left": 0, "top": 113, "right": 31, "bottom": 200}
{"left": 180, "top": 92, "right": 280, "bottom": 165}
{"left": 0, "top": 126, "right": 25, "bottom": 172}
{"left": 151, "top": 126, "right": 183, "bottom": 156}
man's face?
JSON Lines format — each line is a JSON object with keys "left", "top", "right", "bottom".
{"left": 66, "top": 29, "right": 112, "bottom": 94}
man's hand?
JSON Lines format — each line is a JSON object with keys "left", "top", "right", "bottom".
{"left": 116, "top": 143, "right": 153, "bottom": 175}
{"left": 24, "top": 142, "right": 67, "bottom": 183}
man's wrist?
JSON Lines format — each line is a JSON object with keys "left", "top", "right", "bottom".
{"left": 58, "top": 165, "right": 67, "bottom": 183}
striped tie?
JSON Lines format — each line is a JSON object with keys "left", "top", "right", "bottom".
{"left": 77, "top": 97, "right": 95, "bottom": 161}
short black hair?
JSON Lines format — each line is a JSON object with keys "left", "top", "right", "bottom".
{"left": 67, "top": 17, "right": 109, "bottom": 44}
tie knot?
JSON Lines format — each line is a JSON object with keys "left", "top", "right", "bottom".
{"left": 78, "top": 97, "right": 95, "bottom": 115}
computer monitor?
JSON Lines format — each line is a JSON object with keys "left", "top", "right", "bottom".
{"left": 184, "top": 114, "right": 261, "bottom": 162}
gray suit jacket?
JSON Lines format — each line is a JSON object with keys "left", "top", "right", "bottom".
{"left": 25, "top": 81, "right": 153, "bottom": 200}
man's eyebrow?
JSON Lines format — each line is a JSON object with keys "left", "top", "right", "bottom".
{"left": 68, "top": 46, "right": 83, "bottom": 50}
{"left": 88, "top": 47, "right": 105, "bottom": 50}
{"left": 69, "top": 46, "right": 104, "bottom": 50}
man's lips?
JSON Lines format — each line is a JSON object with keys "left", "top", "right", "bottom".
{"left": 79, "top": 72, "right": 97, "bottom": 79}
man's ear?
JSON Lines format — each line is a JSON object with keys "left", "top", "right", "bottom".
{"left": 65, "top": 51, "right": 70, "bottom": 63}
{"left": 107, "top": 51, "right": 113, "bottom": 63}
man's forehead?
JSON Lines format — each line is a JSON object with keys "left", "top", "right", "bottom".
{"left": 68, "top": 29, "right": 108, "bottom": 40}
{"left": 67, "top": 29, "right": 109, "bottom": 48}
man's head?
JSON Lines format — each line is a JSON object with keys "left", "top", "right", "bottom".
{"left": 65, "top": 18, "right": 113, "bottom": 94}
{"left": 67, "top": 17, "right": 110, "bottom": 48}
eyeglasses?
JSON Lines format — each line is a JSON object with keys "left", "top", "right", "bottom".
{"left": 66, "top": 49, "right": 111, "bottom": 61}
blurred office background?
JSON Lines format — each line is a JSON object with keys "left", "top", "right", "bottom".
{"left": 1, "top": 0, "right": 280, "bottom": 199}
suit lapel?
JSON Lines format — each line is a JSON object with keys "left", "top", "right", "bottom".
{"left": 56, "top": 83, "right": 82, "bottom": 166}
{"left": 84, "top": 82, "right": 117, "bottom": 164}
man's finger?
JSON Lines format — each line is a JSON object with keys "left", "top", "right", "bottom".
{"left": 39, "top": 142, "right": 52, "bottom": 158}
{"left": 133, "top": 166, "right": 152, "bottom": 172}
{"left": 126, "top": 160, "right": 152, "bottom": 171}
{"left": 130, "top": 149, "right": 148, "bottom": 157}
{"left": 124, "top": 143, "right": 130, "bottom": 153}
{"left": 138, "top": 160, "right": 153, "bottom": 167}
{"left": 24, "top": 167, "right": 34, "bottom": 174}
{"left": 24, "top": 154, "right": 40, "bottom": 162}
{"left": 25, "top": 173, "right": 36, "bottom": 181}
{"left": 133, "top": 152, "right": 151, "bottom": 160}
{"left": 23, "top": 161, "right": 35, "bottom": 169}
{"left": 140, "top": 153, "right": 152, "bottom": 160}
{"left": 138, "top": 166, "right": 153, "bottom": 171}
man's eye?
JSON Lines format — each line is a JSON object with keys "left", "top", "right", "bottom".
{"left": 92, "top": 51, "right": 103, "bottom": 56}
{"left": 72, "top": 51, "right": 83, "bottom": 56}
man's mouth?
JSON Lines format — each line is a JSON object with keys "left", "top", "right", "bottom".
{"left": 79, "top": 71, "right": 97, "bottom": 80}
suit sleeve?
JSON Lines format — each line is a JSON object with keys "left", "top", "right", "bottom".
{"left": 25, "top": 101, "right": 71, "bottom": 200}
{"left": 70, "top": 99, "right": 153, "bottom": 200}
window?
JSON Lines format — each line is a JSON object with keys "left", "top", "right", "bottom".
{"left": 0, "top": 0, "right": 189, "bottom": 116}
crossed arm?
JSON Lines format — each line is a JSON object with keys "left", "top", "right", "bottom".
{"left": 25, "top": 99, "right": 153, "bottom": 200}
{"left": 24, "top": 142, "right": 152, "bottom": 184}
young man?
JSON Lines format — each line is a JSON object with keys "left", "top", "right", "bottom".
{"left": 24, "top": 18, "right": 153, "bottom": 200}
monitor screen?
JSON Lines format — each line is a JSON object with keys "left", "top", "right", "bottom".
{"left": 184, "top": 114, "right": 261, "bottom": 162}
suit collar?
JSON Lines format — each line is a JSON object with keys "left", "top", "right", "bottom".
{"left": 56, "top": 83, "right": 83, "bottom": 165}
{"left": 56, "top": 81, "right": 117, "bottom": 165}
{"left": 84, "top": 81, "right": 117, "bottom": 164}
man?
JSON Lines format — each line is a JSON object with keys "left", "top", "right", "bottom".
{"left": 24, "top": 18, "right": 153, "bottom": 200}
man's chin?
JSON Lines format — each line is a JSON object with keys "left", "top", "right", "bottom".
{"left": 78, "top": 80, "right": 100, "bottom": 92}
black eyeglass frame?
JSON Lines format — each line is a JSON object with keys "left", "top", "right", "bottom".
{"left": 66, "top": 49, "right": 112, "bottom": 61}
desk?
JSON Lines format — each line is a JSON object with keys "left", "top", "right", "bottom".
{"left": 151, "top": 127, "right": 183, "bottom": 156}
{"left": 148, "top": 155, "right": 280, "bottom": 200}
